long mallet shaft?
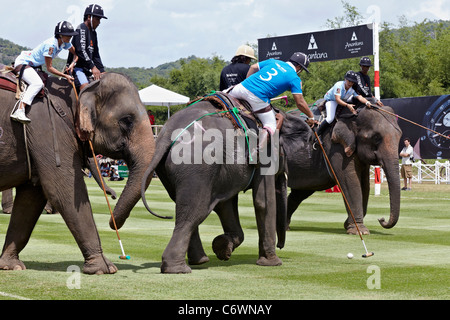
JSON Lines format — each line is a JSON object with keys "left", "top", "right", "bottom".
{"left": 88, "top": 140, "right": 130, "bottom": 260}
{"left": 372, "top": 105, "right": 450, "bottom": 141}
{"left": 313, "top": 130, "right": 374, "bottom": 258}
{"left": 70, "top": 79, "right": 130, "bottom": 260}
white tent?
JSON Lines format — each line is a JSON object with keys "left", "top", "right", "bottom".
{"left": 139, "top": 84, "right": 190, "bottom": 119}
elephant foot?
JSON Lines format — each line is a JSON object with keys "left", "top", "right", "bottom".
{"left": 0, "top": 256, "right": 26, "bottom": 271}
{"left": 188, "top": 255, "right": 209, "bottom": 266}
{"left": 256, "top": 254, "right": 282, "bottom": 267}
{"left": 83, "top": 254, "right": 118, "bottom": 275}
{"left": 346, "top": 224, "right": 370, "bottom": 235}
{"left": 161, "top": 260, "right": 192, "bottom": 274}
{"left": 212, "top": 234, "right": 235, "bottom": 261}
{"left": 2, "top": 208, "right": 12, "bottom": 214}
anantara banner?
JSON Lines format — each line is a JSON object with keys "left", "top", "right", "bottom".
{"left": 258, "top": 24, "right": 374, "bottom": 63}
{"left": 383, "top": 95, "right": 450, "bottom": 159}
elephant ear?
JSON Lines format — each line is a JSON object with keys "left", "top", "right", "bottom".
{"left": 76, "top": 80, "right": 101, "bottom": 142}
{"left": 331, "top": 118, "right": 357, "bottom": 157}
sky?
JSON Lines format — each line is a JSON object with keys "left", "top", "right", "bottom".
{"left": 1, "top": 0, "right": 449, "bottom": 68}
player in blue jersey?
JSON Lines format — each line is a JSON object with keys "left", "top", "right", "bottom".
{"left": 11, "top": 21, "right": 78, "bottom": 123}
{"left": 316, "top": 70, "right": 373, "bottom": 136}
{"left": 228, "top": 52, "right": 316, "bottom": 136}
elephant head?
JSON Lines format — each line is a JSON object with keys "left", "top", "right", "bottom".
{"left": 333, "top": 106, "right": 402, "bottom": 229}
{"left": 76, "top": 73, "right": 155, "bottom": 229}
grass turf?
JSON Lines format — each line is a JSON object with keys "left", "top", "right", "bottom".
{"left": 0, "top": 178, "right": 449, "bottom": 300}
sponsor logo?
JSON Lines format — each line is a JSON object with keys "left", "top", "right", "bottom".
{"left": 345, "top": 31, "right": 365, "bottom": 55}
{"left": 266, "top": 41, "right": 283, "bottom": 59}
{"left": 307, "top": 34, "right": 328, "bottom": 61}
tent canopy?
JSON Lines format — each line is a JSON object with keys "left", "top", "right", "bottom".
{"left": 139, "top": 85, "right": 190, "bottom": 119}
{"left": 139, "top": 84, "right": 189, "bottom": 106}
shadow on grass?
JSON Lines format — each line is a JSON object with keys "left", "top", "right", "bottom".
{"left": 287, "top": 225, "right": 392, "bottom": 236}
{"left": 24, "top": 254, "right": 260, "bottom": 273}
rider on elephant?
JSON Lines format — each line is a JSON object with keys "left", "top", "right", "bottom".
{"left": 10, "top": 21, "right": 78, "bottom": 124}
{"left": 352, "top": 57, "right": 383, "bottom": 107}
{"left": 316, "top": 70, "right": 373, "bottom": 137}
{"left": 66, "top": 4, "right": 107, "bottom": 91}
{"left": 228, "top": 52, "right": 317, "bottom": 147}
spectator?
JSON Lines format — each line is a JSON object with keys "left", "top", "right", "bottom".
{"left": 220, "top": 45, "right": 256, "bottom": 91}
{"left": 400, "top": 137, "right": 414, "bottom": 191}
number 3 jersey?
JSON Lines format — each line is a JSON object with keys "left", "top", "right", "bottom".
{"left": 241, "top": 59, "right": 303, "bottom": 103}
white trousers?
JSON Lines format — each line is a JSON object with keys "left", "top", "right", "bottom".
{"left": 228, "top": 83, "right": 276, "bottom": 134}
{"left": 16, "top": 64, "right": 44, "bottom": 106}
{"left": 325, "top": 100, "right": 338, "bottom": 124}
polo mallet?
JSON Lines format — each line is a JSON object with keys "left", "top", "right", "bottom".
{"left": 313, "top": 130, "right": 374, "bottom": 258}
{"left": 270, "top": 95, "right": 289, "bottom": 107}
{"left": 70, "top": 80, "right": 130, "bottom": 260}
{"left": 371, "top": 104, "right": 450, "bottom": 141}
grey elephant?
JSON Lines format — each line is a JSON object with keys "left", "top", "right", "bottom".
{"left": 0, "top": 73, "right": 155, "bottom": 274}
{"left": 1, "top": 157, "right": 117, "bottom": 215}
{"left": 278, "top": 104, "right": 402, "bottom": 239}
{"left": 113, "top": 98, "right": 284, "bottom": 274}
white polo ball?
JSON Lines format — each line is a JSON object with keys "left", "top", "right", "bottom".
{"left": 347, "top": 252, "right": 354, "bottom": 259}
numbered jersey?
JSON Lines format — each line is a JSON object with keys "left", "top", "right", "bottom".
{"left": 241, "top": 59, "right": 302, "bottom": 103}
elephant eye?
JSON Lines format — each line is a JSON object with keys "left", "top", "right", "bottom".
{"left": 119, "top": 115, "right": 134, "bottom": 135}
{"left": 372, "top": 133, "right": 382, "bottom": 146}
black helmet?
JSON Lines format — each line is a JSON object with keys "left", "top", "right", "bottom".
{"left": 344, "top": 70, "right": 358, "bottom": 83}
{"left": 54, "top": 21, "right": 78, "bottom": 37}
{"left": 359, "top": 57, "right": 372, "bottom": 67}
{"left": 84, "top": 4, "right": 108, "bottom": 19}
{"left": 289, "top": 52, "right": 310, "bottom": 73}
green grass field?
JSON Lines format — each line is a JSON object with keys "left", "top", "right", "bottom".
{"left": 0, "top": 178, "right": 449, "bottom": 300}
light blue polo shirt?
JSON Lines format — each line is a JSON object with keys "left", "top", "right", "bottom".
{"left": 241, "top": 59, "right": 303, "bottom": 103}
{"left": 16, "top": 37, "right": 72, "bottom": 67}
{"left": 324, "top": 81, "right": 359, "bottom": 101}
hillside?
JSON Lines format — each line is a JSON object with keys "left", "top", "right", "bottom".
{"left": 0, "top": 37, "right": 190, "bottom": 89}
{"left": 0, "top": 38, "right": 29, "bottom": 66}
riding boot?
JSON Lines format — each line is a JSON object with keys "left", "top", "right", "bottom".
{"left": 251, "top": 128, "right": 270, "bottom": 163}
{"left": 316, "top": 120, "right": 331, "bottom": 137}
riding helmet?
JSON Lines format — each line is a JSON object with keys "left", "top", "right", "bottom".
{"left": 54, "top": 21, "right": 78, "bottom": 37}
{"left": 84, "top": 4, "right": 108, "bottom": 19}
{"left": 289, "top": 52, "right": 310, "bottom": 73}
{"left": 359, "top": 57, "right": 372, "bottom": 67}
{"left": 344, "top": 70, "right": 358, "bottom": 83}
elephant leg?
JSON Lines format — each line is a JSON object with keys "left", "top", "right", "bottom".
{"left": 161, "top": 193, "right": 211, "bottom": 274}
{"left": 54, "top": 196, "right": 118, "bottom": 275}
{"left": 252, "top": 173, "right": 282, "bottom": 267}
{"left": 187, "top": 226, "right": 209, "bottom": 265}
{"left": 286, "top": 189, "right": 315, "bottom": 230}
{"left": 212, "top": 195, "right": 244, "bottom": 261}
{"left": 360, "top": 164, "right": 370, "bottom": 219}
{"left": 0, "top": 184, "right": 46, "bottom": 271}
{"left": 1, "top": 189, "right": 14, "bottom": 214}
{"left": 335, "top": 163, "right": 370, "bottom": 235}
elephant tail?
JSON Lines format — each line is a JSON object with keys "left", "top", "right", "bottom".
{"left": 140, "top": 137, "right": 173, "bottom": 220}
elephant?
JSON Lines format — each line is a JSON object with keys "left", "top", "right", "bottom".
{"left": 0, "top": 72, "right": 155, "bottom": 274}
{"left": 1, "top": 157, "right": 117, "bottom": 215}
{"left": 278, "top": 104, "right": 402, "bottom": 238}
{"left": 113, "top": 97, "right": 284, "bottom": 274}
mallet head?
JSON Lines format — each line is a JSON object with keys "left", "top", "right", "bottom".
{"left": 362, "top": 252, "right": 374, "bottom": 258}
{"left": 119, "top": 255, "right": 131, "bottom": 260}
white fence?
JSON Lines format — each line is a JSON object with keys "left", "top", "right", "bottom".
{"left": 371, "top": 161, "right": 450, "bottom": 184}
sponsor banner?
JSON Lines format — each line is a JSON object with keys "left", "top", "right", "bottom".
{"left": 258, "top": 24, "right": 374, "bottom": 63}
{"left": 383, "top": 95, "right": 450, "bottom": 159}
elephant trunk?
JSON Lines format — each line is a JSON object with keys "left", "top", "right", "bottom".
{"left": 110, "top": 121, "right": 155, "bottom": 230}
{"left": 378, "top": 158, "right": 401, "bottom": 229}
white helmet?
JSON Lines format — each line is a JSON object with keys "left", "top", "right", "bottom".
{"left": 235, "top": 45, "right": 256, "bottom": 60}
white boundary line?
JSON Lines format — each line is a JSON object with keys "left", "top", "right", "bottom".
{"left": 0, "top": 291, "right": 32, "bottom": 300}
